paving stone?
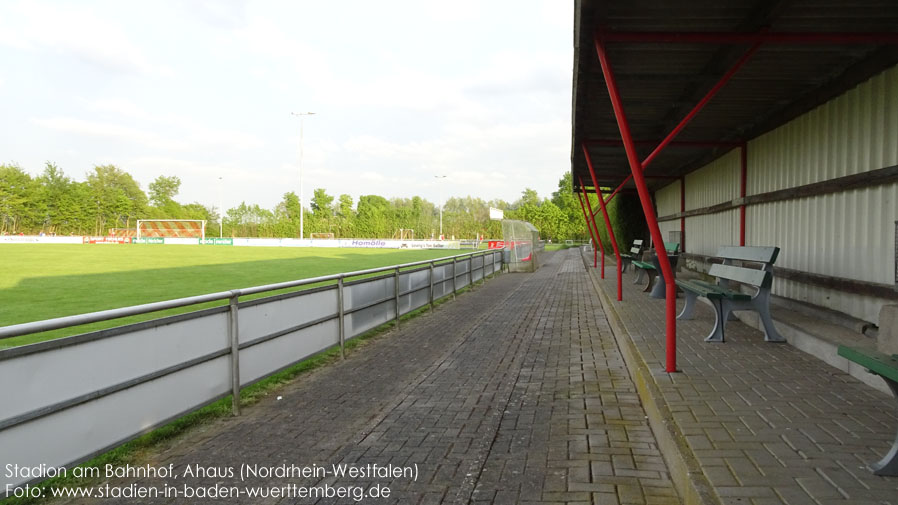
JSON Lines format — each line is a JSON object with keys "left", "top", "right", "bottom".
{"left": 50, "top": 250, "right": 677, "bottom": 505}
{"left": 587, "top": 251, "right": 898, "bottom": 505}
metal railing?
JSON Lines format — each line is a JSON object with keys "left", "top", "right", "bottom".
{"left": 0, "top": 249, "right": 502, "bottom": 492}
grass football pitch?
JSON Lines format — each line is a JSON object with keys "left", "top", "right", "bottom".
{"left": 0, "top": 244, "right": 464, "bottom": 349}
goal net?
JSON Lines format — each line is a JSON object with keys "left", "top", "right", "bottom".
{"left": 501, "top": 219, "right": 540, "bottom": 273}
{"left": 109, "top": 228, "right": 137, "bottom": 238}
{"left": 392, "top": 228, "right": 414, "bottom": 240}
{"left": 137, "top": 220, "right": 206, "bottom": 239}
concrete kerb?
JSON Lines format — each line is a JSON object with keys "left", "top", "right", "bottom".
{"left": 579, "top": 247, "right": 721, "bottom": 505}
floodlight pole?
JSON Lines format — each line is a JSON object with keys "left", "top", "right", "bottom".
{"left": 218, "top": 176, "right": 223, "bottom": 238}
{"left": 292, "top": 112, "right": 316, "bottom": 240}
{"left": 434, "top": 175, "right": 447, "bottom": 238}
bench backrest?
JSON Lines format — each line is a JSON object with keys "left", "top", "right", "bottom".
{"left": 716, "top": 246, "right": 779, "bottom": 265}
{"left": 664, "top": 242, "right": 680, "bottom": 254}
{"left": 709, "top": 263, "right": 772, "bottom": 289}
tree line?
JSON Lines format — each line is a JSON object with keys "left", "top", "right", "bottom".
{"left": 0, "top": 162, "right": 640, "bottom": 245}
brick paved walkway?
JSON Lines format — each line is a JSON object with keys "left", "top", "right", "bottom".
{"left": 58, "top": 249, "right": 677, "bottom": 505}
{"left": 584, "top": 251, "right": 898, "bottom": 505}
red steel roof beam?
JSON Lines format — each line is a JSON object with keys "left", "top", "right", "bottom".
{"left": 585, "top": 138, "right": 745, "bottom": 149}
{"left": 594, "top": 33, "right": 679, "bottom": 373}
{"left": 642, "top": 41, "right": 762, "bottom": 168}
{"left": 600, "top": 32, "right": 898, "bottom": 44}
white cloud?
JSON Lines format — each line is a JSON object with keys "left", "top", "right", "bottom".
{"left": 0, "top": 2, "right": 172, "bottom": 77}
{"left": 32, "top": 117, "right": 190, "bottom": 151}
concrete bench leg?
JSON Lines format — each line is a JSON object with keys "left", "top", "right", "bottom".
{"left": 871, "top": 377, "right": 898, "bottom": 476}
{"left": 755, "top": 290, "right": 786, "bottom": 342}
{"left": 633, "top": 268, "right": 645, "bottom": 284}
{"left": 677, "top": 292, "right": 697, "bottom": 320}
{"left": 621, "top": 260, "right": 630, "bottom": 273}
{"left": 704, "top": 298, "right": 726, "bottom": 342}
{"left": 642, "top": 271, "right": 655, "bottom": 293}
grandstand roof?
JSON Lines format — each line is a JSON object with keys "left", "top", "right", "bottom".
{"left": 571, "top": 0, "right": 898, "bottom": 192}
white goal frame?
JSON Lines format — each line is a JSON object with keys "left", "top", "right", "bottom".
{"left": 136, "top": 219, "right": 206, "bottom": 240}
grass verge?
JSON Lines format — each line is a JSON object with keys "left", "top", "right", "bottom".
{"left": 1, "top": 272, "right": 495, "bottom": 505}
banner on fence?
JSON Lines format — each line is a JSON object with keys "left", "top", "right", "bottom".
{"left": 199, "top": 238, "right": 233, "bottom": 246}
{"left": 131, "top": 237, "right": 165, "bottom": 245}
{"left": 82, "top": 236, "right": 131, "bottom": 244}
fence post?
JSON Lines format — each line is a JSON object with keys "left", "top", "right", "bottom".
{"left": 228, "top": 291, "right": 241, "bottom": 416}
{"left": 468, "top": 255, "right": 474, "bottom": 290}
{"left": 477, "top": 254, "right": 483, "bottom": 286}
{"left": 452, "top": 258, "right": 457, "bottom": 299}
{"left": 337, "top": 275, "right": 345, "bottom": 359}
{"left": 394, "top": 266, "right": 401, "bottom": 330}
{"left": 429, "top": 261, "right": 435, "bottom": 314}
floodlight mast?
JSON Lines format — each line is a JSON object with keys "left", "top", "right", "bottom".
{"left": 434, "top": 175, "right": 447, "bottom": 238}
{"left": 218, "top": 176, "right": 223, "bottom": 238}
{"left": 291, "top": 111, "right": 316, "bottom": 240}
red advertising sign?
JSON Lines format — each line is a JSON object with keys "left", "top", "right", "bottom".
{"left": 82, "top": 236, "right": 131, "bottom": 244}
{"left": 487, "top": 241, "right": 506, "bottom": 249}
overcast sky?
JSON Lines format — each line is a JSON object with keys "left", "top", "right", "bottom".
{"left": 0, "top": 1, "right": 573, "bottom": 213}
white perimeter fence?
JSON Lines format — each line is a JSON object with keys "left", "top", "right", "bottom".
{"left": 0, "top": 250, "right": 503, "bottom": 493}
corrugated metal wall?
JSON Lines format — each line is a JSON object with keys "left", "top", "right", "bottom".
{"left": 654, "top": 64, "right": 898, "bottom": 324}
{"left": 656, "top": 180, "right": 680, "bottom": 242}
{"left": 656, "top": 149, "right": 741, "bottom": 255}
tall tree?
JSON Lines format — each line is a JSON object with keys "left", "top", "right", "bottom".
{"left": 0, "top": 164, "right": 34, "bottom": 234}
{"left": 86, "top": 165, "right": 147, "bottom": 234}
{"left": 148, "top": 175, "right": 181, "bottom": 207}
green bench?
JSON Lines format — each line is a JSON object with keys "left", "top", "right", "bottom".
{"left": 675, "top": 246, "right": 784, "bottom": 343}
{"left": 619, "top": 239, "right": 644, "bottom": 273}
{"left": 836, "top": 345, "right": 898, "bottom": 476}
{"left": 632, "top": 242, "right": 680, "bottom": 294}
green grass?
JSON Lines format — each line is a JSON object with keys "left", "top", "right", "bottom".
{"left": 0, "top": 244, "right": 462, "bottom": 348}
{"left": 0, "top": 311, "right": 395, "bottom": 505}
{"left": 0, "top": 253, "right": 491, "bottom": 505}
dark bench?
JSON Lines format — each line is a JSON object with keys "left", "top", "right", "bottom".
{"left": 619, "top": 239, "right": 644, "bottom": 273}
{"left": 836, "top": 345, "right": 898, "bottom": 476}
{"left": 675, "top": 246, "right": 784, "bottom": 343}
{"left": 632, "top": 242, "right": 679, "bottom": 293}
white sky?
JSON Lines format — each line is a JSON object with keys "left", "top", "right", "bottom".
{"left": 0, "top": 0, "right": 573, "bottom": 213}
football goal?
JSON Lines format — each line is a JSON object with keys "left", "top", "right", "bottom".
{"left": 393, "top": 229, "right": 414, "bottom": 240}
{"left": 136, "top": 220, "right": 206, "bottom": 239}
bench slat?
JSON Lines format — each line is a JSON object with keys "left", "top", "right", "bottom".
{"left": 716, "top": 246, "right": 779, "bottom": 265}
{"left": 691, "top": 280, "right": 752, "bottom": 301}
{"left": 708, "top": 263, "right": 771, "bottom": 288}
{"left": 838, "top": 345, "right": 898, "bottom": 383}
{"left": 632, "top": 260, "right": 655, "bottom": 270}
{"left": 676, "top": 280, "right": 724, "bottom": 299}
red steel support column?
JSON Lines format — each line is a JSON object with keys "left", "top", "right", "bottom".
{"left": 582, "top": 145, "right": 623, "bottom": 301}
{"left": 580, "top": 183, "right": 606, "bottom": 277}
{"left": 595, "top": 34, "right": 678, "bottom": 372}
{"left": 577, "top": 190, "right": 603, "bottom": 272}
{"left": 740, "top": 144, "right": 747, "bottom": 246}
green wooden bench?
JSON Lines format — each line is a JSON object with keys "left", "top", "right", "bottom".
{"left": 619, "top": 239, "right": 644, "bottom": 273}
{"left": 675, "top": 246, "right": 784, "bottom": 343}
{"left": 632, "top": 242, "right": 680, "bottom": 293}
{"left": 836, "top": 345, "right": 898, "bottom": 476}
